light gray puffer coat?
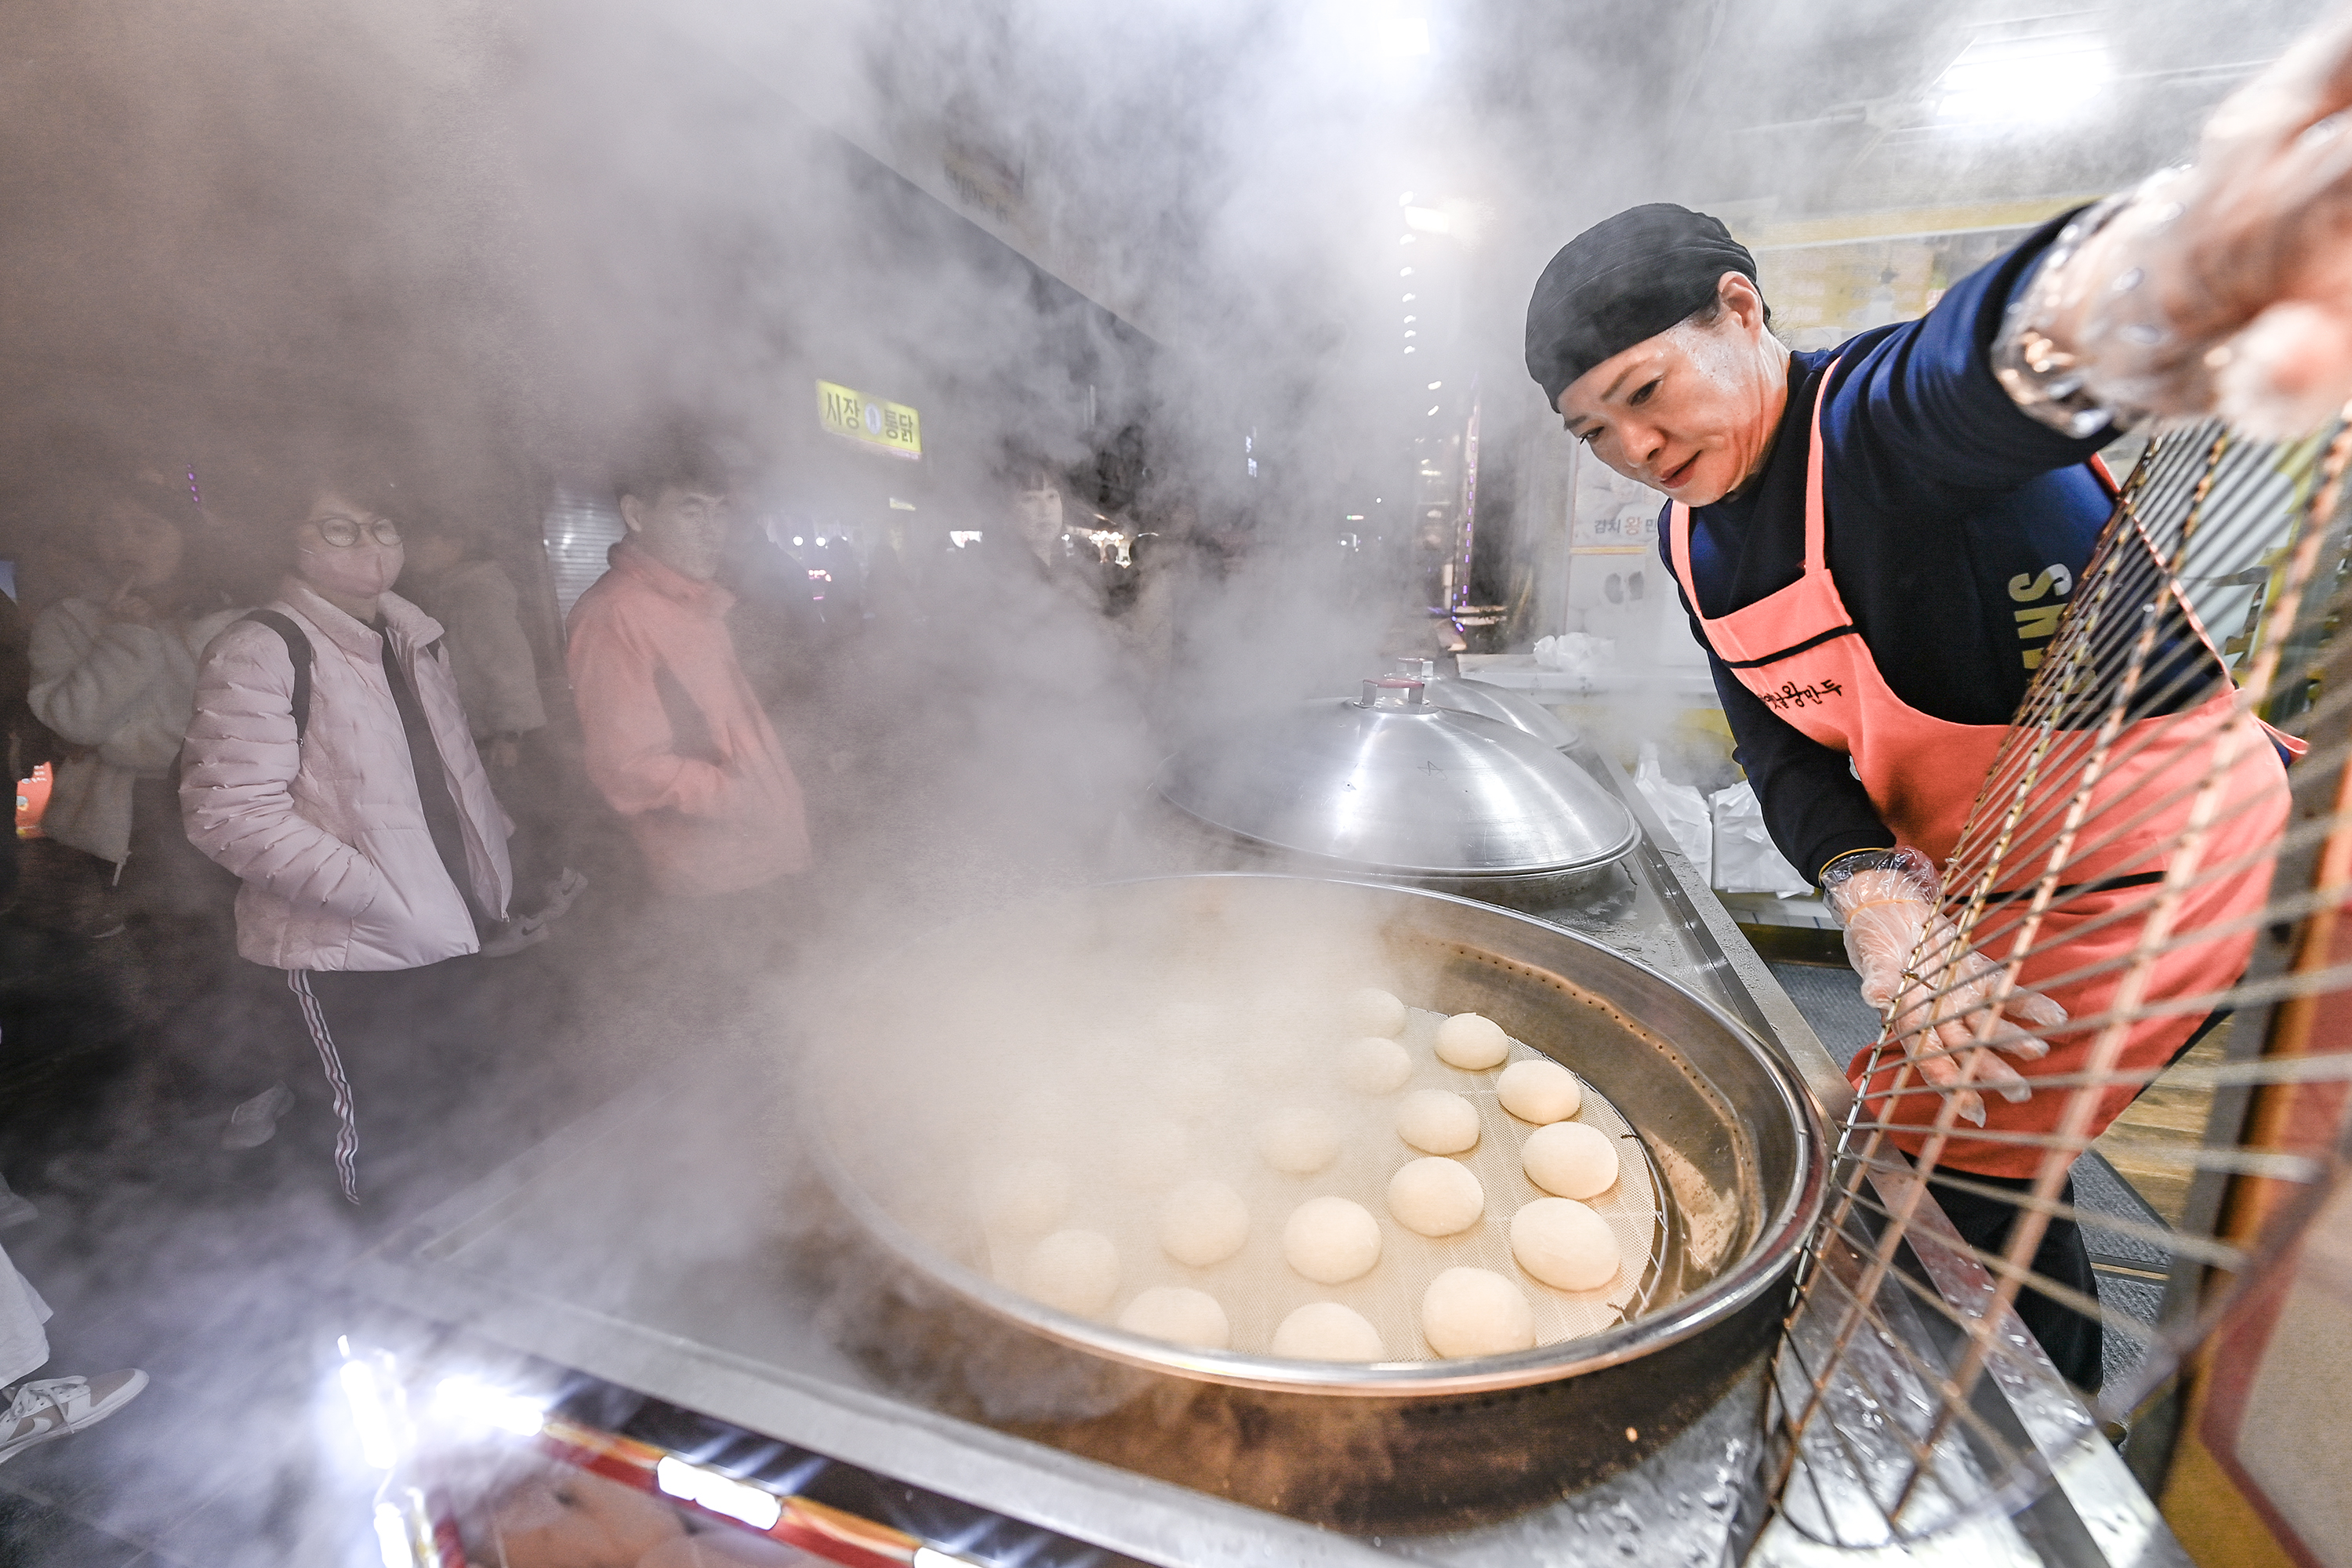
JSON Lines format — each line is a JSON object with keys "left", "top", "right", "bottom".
{"left": 30, "top": 597, "right": 242, "bottom": 868}
{"left": 180, "top": 579, "right": 513, "bottom": 971}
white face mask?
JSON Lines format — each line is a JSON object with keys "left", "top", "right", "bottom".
{"left": 297, "top": 541, "right": 404, "bottom": 601}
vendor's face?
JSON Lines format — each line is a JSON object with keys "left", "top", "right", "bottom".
{"left": 1557, "top": 273, "right": 1783, "bottom": 507}
{"left": 622, "top": 485, "right": 730, "bottom": 581}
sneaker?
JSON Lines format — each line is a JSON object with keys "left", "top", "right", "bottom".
{"left": 478, "top": 916, "right": 550, "bottom": 959}
{"left": 535, "top": 867, "right": 589, "bottom": 923}
{"left": 221, "top": 1083, "right": 296, "bottom": 1150}
{"left": 0, "top": 1370, "right": 147, "bottom": 1465}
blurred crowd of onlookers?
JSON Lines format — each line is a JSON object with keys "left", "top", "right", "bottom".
{"left": 0, "top": 423, "right": 1236, "bottom": 1466}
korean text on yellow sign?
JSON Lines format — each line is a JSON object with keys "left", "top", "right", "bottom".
{"left": 816, "top": 380, "right": 922, "bottom": 459}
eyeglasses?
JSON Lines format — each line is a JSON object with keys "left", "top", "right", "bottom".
{"left": 304, "top": 515, "right": 402, "bottom": 548}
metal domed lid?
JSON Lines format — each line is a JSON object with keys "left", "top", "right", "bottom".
{"left": 1156, "top": 678, "right": 1639, "bottom": 880}
{"left": 1390, "top": 658, "right": 1581, "bottom": 749}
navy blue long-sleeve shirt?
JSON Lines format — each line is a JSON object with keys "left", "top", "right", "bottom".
{"left": 1657, "top": 215, "right": 2149, "bottom": 883}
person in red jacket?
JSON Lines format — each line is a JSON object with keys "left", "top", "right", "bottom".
{"left": 566, "top": 434, "right": 810, "bottom": 918}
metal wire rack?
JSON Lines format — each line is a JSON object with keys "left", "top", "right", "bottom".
{"left": 1766, "top": 409, "right": 2352, "bottom": 1546}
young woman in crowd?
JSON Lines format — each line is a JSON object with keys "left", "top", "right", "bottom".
{"left": 179, "top": 470, "right": 516, "bottom": 1203}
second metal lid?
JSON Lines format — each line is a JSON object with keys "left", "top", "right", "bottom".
{"left": 1156, "top": 679, "right": 1639, "bottom": 880}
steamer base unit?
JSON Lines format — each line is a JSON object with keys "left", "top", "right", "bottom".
{"left": 349, "top": 752, "right": 2181, "bottom": 1568}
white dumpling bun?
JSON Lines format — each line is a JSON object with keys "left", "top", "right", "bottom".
{"left": 1257, "top": 1106, "right": 1341, "bottom": 1174}
{"left": 1156, "top": 1178, "right": 1251, "bottom": 1268}
{"left": 1522, "top": 1121, "right": 1620, "bottom": 1200}
{"left": 1386, "top": 1156, "right": 1485, "bottom": 1237}
{"left": 1396, "top": 1089, "right": 1480, "bottom": 1154}
{"left": 1113, "top": 1118, "right": 1189, "bottom": 1189}
{"left": 1342, "top": 988, "right": 1408, "bottom": 1039}
{"left": 979, "top": 1157, "right": 1072, "bottom": 1236}
{"left": 1434, "top": 1012, "right": 1510, "bottom": 1070}
{"left": 1510, "top": 1198, "right": 1621, "bottom": 1292}
{"left": 1496, "top": 1058, "right": 1583, "bottom": 1123}
{"left": 1421, "top": 1266, "right": 1536, "bottom": 1357}
{"left": 1272, "top": 1301, "right": 1385, "bottom": 1361}
{"left": 1022, "top": 1230, "right": 1120, "bottom": 1316}
{"left": 1283, "top": 1196, "right": 1383, "bottom": 1284}
{"left": 1116, "top": 1286, "right": 1232, "bottom": 1349}
{"left": 1340, "top": 1036, "right": 1414, "bottom": 1095}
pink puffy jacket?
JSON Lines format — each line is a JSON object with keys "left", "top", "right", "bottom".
{"left": 566, "top": 541, "right": 808, "bottom": 896}
{"left": 180, "top": 579, "right": 514, "bottom": 971}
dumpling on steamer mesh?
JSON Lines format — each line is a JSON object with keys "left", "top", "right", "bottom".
{"left": 1421, "top": 1266, "right": 1535, "bottom": 1357}
{"left": 1157, "top": 1178, "right": 1251, "bottom": 1268}
{"left": 1283, "top": 1196, "right": 1383, "bottom": 1284}
{"left": 1497, "top": 1058, "right": 1583, "bottom": 1123}
{"left": 1523, "top": 1120, "right": 1619, "bottom": 1200}
{"left": 1272, "top": 1301, "right": 1385, "bottom": 1360}
{"left": 1117, "top": 1286, "right": 1232, "bottom": 1349}
{"left": 1338, "top": 1036, "right": 1414, "bottom": 1095}
{"left": 1387, "top": 1156, "right": 1484, "bottom": 1237}
{"left": 1341, "top": 987, "right": 1408, "bottom": 1039}
{"left": 1434, "top": 1012, "right": 1510, "bottom": 1070}
{"left": 1396, "top": 1089, "right": 1480, "bottom": 1154}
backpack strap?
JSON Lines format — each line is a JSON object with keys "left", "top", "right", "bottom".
{"left": 239, "top": 610, "right": 314, "bottom": 741}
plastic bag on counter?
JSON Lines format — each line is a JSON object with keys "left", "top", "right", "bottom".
{"left": 1708, "top": 779, "right": 1812, "bottom": 895}
{"left": 1633, "top": 742, "right": 1711, "bottom": 885}
{"left": 1533, "top": 632, "right": 1615, "bottom": 675}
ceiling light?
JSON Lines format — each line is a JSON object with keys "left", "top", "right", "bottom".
{"left": 1403, "top": 314, "right": 1417, "bottom": 323}
{"left": 1403, "top": 206, "right": 1450, "bottom": 234}
{"left": 1403, "top": 347, "right": 1415, "bottom": 354}
{"left": 1427, "top": 405, "right": 1440, "bottom": 416}
{"left": 1399, "top": 267, "right": 1414, "bottom": 277}
{"left": 1933, "top": 19, "right": 2113, "bottom": 125}
{"left": 1399, "top": 234, "right": 1415, "bottom": 244}
{"left": 1399, "top": 191, "right": 1414, "bottom": 205}
{"left": 1427, "top": 381, "right": 1442, "bottom": 390}
{"left": 1402, "top": 292, "right": 1416, "bottom": 302}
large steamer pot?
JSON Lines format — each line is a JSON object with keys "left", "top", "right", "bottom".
{"left": 800, "top": 876, "right": 1826, "bottom": 1530}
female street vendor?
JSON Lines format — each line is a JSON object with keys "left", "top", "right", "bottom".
{"left": 1521, "top": 16, "right": 2352, "bottom": 1388}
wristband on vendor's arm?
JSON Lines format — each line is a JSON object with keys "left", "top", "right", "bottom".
{"left": 1993, "top": 4, "right": 2352, "bottom": 437}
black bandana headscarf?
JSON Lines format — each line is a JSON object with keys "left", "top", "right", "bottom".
{"left": 1524, "top": 204, "right": 1759, "bottom": 409}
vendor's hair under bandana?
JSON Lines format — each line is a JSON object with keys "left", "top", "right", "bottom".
{"left": 1524, "top": 204, "right": 1759, "bottom": 410}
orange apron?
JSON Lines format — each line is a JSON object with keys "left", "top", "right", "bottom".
{"left": 1668, "top": 368, "right": 2292, "bottom": 1177}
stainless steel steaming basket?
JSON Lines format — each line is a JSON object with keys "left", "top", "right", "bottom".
{"left": 805, "top": 876, "right": 1824, "bottom": 1398}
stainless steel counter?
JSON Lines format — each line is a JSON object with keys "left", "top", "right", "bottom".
{"left": 350, "top": 748, "right": 2183, "bottom": 1567}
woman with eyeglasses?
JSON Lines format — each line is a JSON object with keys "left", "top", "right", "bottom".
{"left": 178, "top": 474, "right": 516, "bottom": 1203}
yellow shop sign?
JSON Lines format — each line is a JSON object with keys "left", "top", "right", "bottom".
{"left": 817, "top": 380, "right": 921, "bottom": 459}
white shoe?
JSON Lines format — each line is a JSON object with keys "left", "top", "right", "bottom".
{"left": 0, "top": 1370, "right": 147, "bottom": 1464}
{"left": 478, "top": 916, "right": 550, "bottom": 958}
{"left": 222, "top": 1082, "right": 296, "bottom": 1150}
{"left": 536, "top": 867, "right": 589, "bottom": 923}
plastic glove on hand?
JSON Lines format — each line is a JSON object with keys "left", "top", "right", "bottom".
{"left": 1824, "top": 850, "right": 2067, "bottom": 1127}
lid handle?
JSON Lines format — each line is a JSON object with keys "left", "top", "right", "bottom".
{"left": 1359, "top": 678, "right": 1428, "bottom": 710}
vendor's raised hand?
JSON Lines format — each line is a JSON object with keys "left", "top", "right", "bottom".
{"left": 2026, "top": 3, "right": 2352, "bottom": 436}
{"left": 1824, "top": 850, "right": 2067, "bottom": 1127}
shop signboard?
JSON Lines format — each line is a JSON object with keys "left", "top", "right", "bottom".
{"left": 816, "top": 379, "right": 922, "bottom": 459}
